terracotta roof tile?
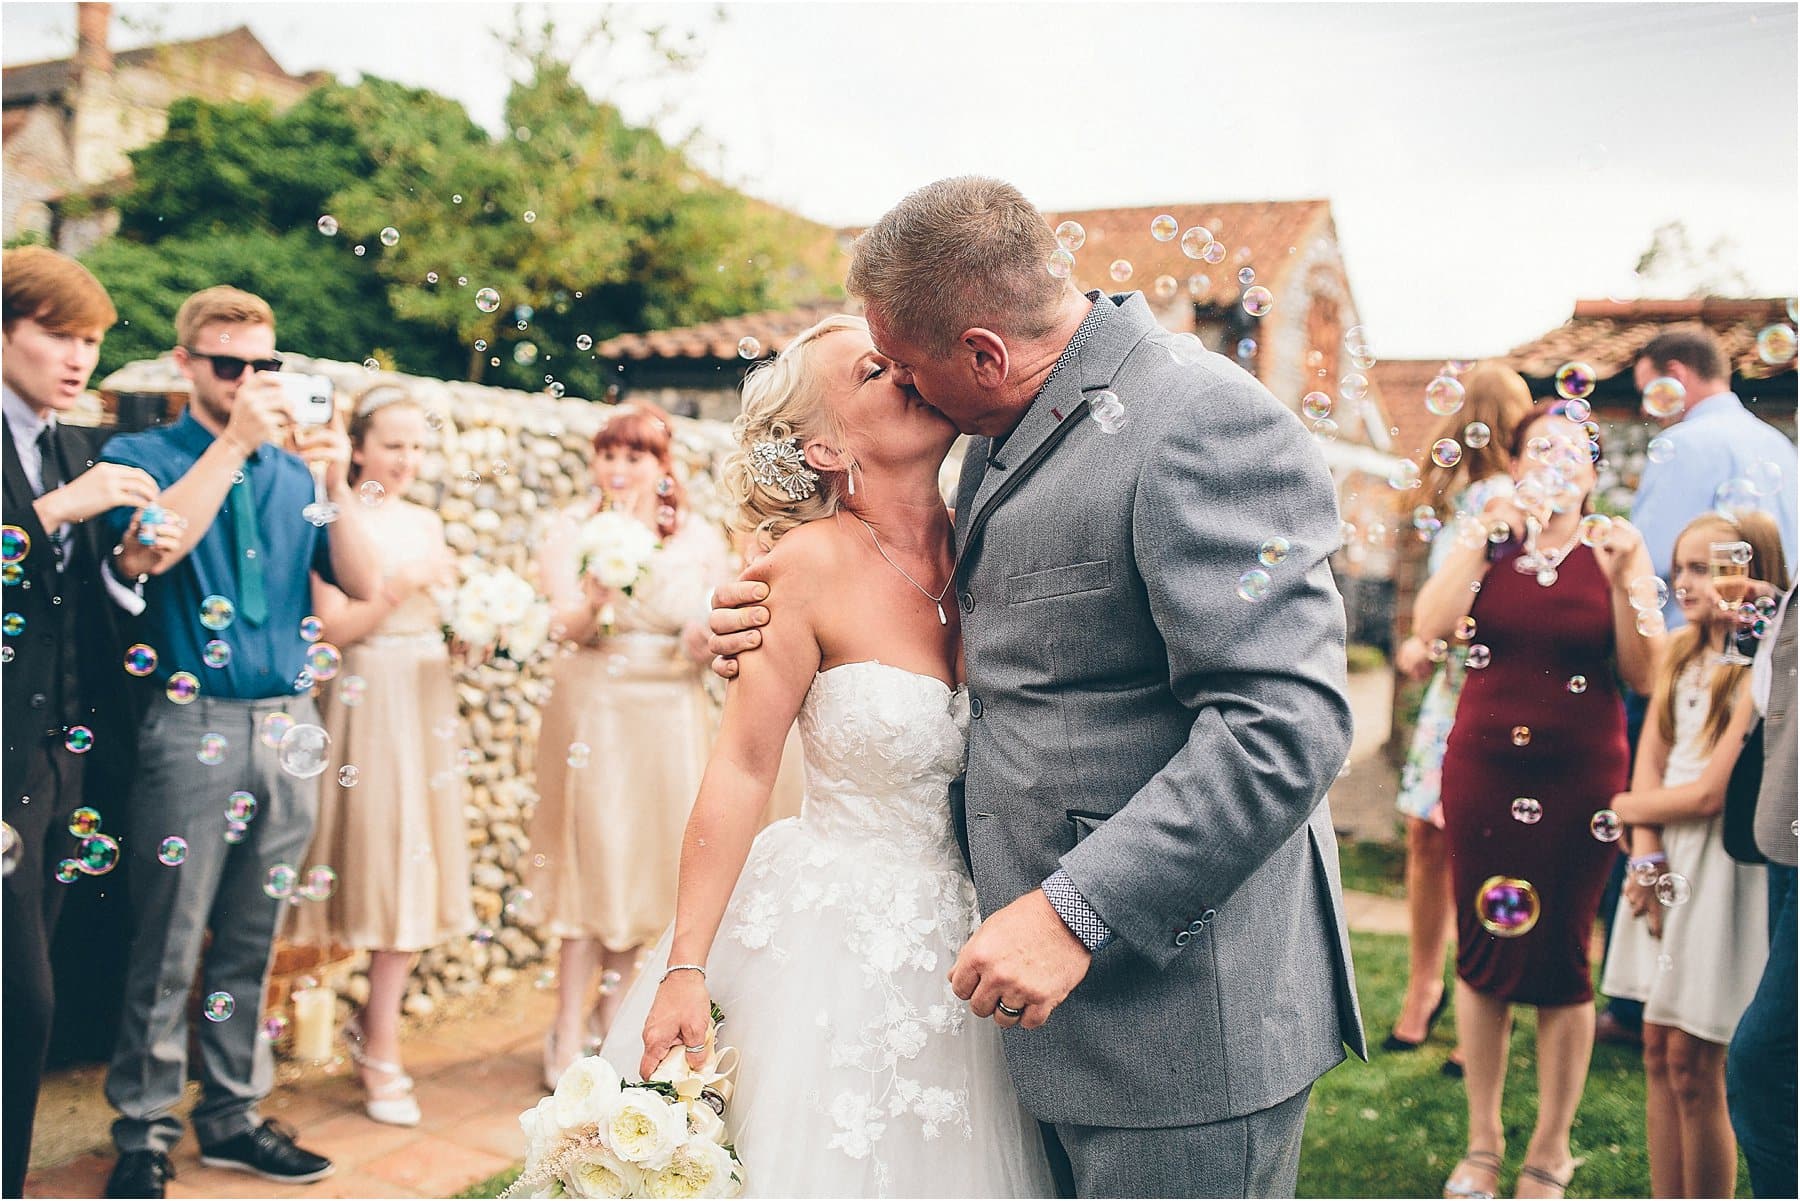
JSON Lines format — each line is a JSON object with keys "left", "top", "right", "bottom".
{"left": 594, "top": 300, "right": 858, "bottom": 361}
{"left": 3, "top": 25, "right": 300, "bottom": 104}
{"left": 1502, "top": 298, "right": 1796, "bottom": 382}
{"left": 1368, "top": 359, "right": 1463, "bottom": 467}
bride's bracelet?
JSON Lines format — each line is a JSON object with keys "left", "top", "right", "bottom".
{"left": 661, "top": 963, "right": 706, "bottom": 983}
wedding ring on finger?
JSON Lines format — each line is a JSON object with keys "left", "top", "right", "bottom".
{"left": 995, "top": 1000, "right": 1024, "bottom": 1019}
{"left": 684, "top": 1044, "right": 708, "bottom": 1054}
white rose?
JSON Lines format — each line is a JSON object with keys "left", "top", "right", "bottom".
{"left": 639, "top": 1138, "right": 740, "bottom": 1199}
{"left": 593, "top": 552, "right": 640, "bottom": 591}
{"left": 600, "top": 1087, "right": 689, "bottom": 1168}
{"left": 520, "top": 1096, "right": 565, "bottom": 1164}
{"left": 552, "top": 1055, "right": 624, "bottom": 1129}
{"left": 564, "top": 1144, "right": 642, "bottom": 1199}
{"left": 682, "top": 1099, "right": 726, "bottom": 1145}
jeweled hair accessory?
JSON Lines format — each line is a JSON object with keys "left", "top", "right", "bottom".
{"left": 749, "top": 435, "right": 819, "bottom": 501}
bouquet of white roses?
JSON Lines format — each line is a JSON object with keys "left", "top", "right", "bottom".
{"left": 576, "top": 511, "right": 660, "bottom": 595}
{"left": 504, "top": 1012, "right": 743, "bottom": 1200}
{"left": 444, "top": 567, "right": 551, "bottom": 663}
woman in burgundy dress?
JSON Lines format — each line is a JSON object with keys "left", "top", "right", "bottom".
{"left": 1416, "top": 402, "right": 1661, "bottom": 1199}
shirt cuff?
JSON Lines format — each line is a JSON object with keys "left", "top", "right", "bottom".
{"left": 101, "top": 558, "right": 147, "bottom": 616}
{"left": 1041, "top": 868, "right": 1113, "bottom": 953}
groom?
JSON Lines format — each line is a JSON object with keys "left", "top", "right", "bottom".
{"left": 711, "top": 176, "right": 1364, "bottom": 1197}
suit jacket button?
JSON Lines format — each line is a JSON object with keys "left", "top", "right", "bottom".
{"left": 29, "top": 693, "right": 48, "bottom": 708}
{"left": 1174, "top": 930, "right": 1191, "bottom": 947}
{"left": 969, "top": 696, "right": 983, "bottom": 719}
{"left": 1187, "top": 920, "right": 1204, "bottom": 933}
{"left": 959, "top": 591, "right": 974, "bottom": 614}
{"left": 1201, "top": 908, "right": 1217, "bottom": 923}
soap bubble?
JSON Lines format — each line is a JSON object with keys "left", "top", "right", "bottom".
{"left": 1302, "top": 392, "right": 1333, "bottom": 421}
{"left": 1108, "top": 259, "right": 1133, "bottom": 283}
{"left": 737, "top": 336, "right": 762, "bottom": 360}
{"left": 199, "top": 595, "right": 235, "bottom": 631}
{"left": 1568, "top": 674, "right": 1589, "bottom": 694}
{"left": 475, "top": 288, "right": 501, "bottom": 313}
{"left": 1642, "top": 376, "right": 1685, "bottom": 420}
{"left": 1578, "top": 513, "right": 1613, "bottom": 548}
{"left": 304, "top": 642, "right": 343, "bottom": 682}
{"left": 1510, "top": 797, "right": 1543, "bottom": 824}
{"left": 1046, "top": 249, "right": 1074, "bottom": 279}
{"left": 165, "top": 673, "right": 200, "bottom": 704}
{"left": 226, "top": 791, "right": 258, "bottom": 823}
{"left": 77, "top": 833, "right": 120, "bottom": 875}
{"left": 1431, "top": 439, "right": 1463, "bottom": 469}
{"left": 567, "top": 741, "right": 592, "bottom": 768}
{"left": 299, "top": 615, "right": 324, "bottom": 642}
{"left": 1236, "top": 569, "right": 1272, "bottom": 602}
{"left": 68, "top": 807, "right": 102, "bottom": 836}
{"left": 1054, "top": 220, "right": 1086, "bottom": 251}
{"left": 1387, "top": 460, "right": 1422, "bottom": 491}
{"left": 65, "top": 725, "right": 94, "bottom": 754}
{"left": 1424, "top": 375, "right": 1466, "bottom": 416}
{"left": 1463, "top": 421, "right": 1491, "bottom": 449}
{"left": 264, "top": 863, "right": 299, "bottom": 899}
{"left": 1627, "top": 576, "right": 1669, "bottom": 612}
{"left": 203, "top": 992, "right": 235, "bottom": 1022}
{"left": 1152, "top": 275, "right": 1180, "bottom": 302}
{"left": 301, "top": 865, "right": 339, "bottom": 901}
{"left": 1236, "top": 338, "right": 1257, "bottom": 360}
{"left": 197, "top": 732, "right": 227, "bottom": 766}
{"left": 316, "top": 215, "right": 338, "bottom": 236}
{"left": 1757, "top": 324, "right": 1797, "bottom": 365}
{"left": 1511, "top": 726, "right": 1531, "bottom": 747}
{"left": 1149, "top": 214, "right": 1179, "bottom": 241}
{"left": 1554, "top": 361, "right": 1597, "bottom": 400}
{"left": 1241, "top": 286, "right": 1273, "bottom": 317}
{"left": 1655, "top": 872, "right": 1692, "bottom": 907}
{"left": 1589, "top": 809, "right": 1622, "bottom": 842}
{"left": 277, "top": 724, "right": 332, "bottom": 779}
{"left": 1636, "top": 609, "right": 1668, "bottom": 637}
{"left": 262, "top": 1015, "right": 289, "bottom": 1042}
{"left": 223, "top": 821, "right": 248, "bottom": 845}
{"left": 1466, "top": 644, "right": 1492, "bottom": 669}
{"left": 157, "top": 836, "right": 188, "bottom": 866}
{"left": 1, "top": 526, "right": 29, "bottom": 564}
{"left": 1, "top": 821, "right": 19, "bottom": 878}
{"left": 1258, "top": 537, "right": 1290, "bottom": 566}
{"left": 1179, "top": 227, "right": 1211, "bottom": 258}
{"left": 1456, "top": 616, "right": 1478, "bottom": 641}
{"left": 337, "top": 764, "right": 360, "bottom": 787}
{"left": 359, "top": 480, "right": 385, "bottom": 507}
{"left": 1475, "top": 876, "right": 1540, "bottom": 937}
{"left": 1340, "top": 372, "right": 1370, "bottom": 402}
{"left": 55, "top": 860, "right": 82, "bottom": 884}
{"left": 379, "top": 226, "right": 400, "bottom": 247}
{"left": 339, "top": 676, "right": 367, "bottom": 707}
{"left": 203, "top": 640, "right": 232, "bottom": 668}
{"left": 1647, "top": 436, "right": 1675, "bottom": 464}
{"left": 260, "top": 712, "right": 294, "bottom": 748}
{"left": 1714, "top": 477, "right": 1759, "bottom": 520}
{"left": 513, "top": 342, "right": 539, "bottom": 366}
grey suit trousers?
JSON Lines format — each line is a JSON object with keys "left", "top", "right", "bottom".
{"left": 1041, "top": 1084, "right": 1312, "bottom": 1199}
{"left": 106, "top": 692, "right": 321, "bottom": 1153}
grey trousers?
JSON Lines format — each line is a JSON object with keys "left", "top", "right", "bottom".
{"left": 105, "top": 693, "right": 320, "bottom": 1154}
{"left": 1041, "top": 1084, "right": 1312, "bottom": 1199}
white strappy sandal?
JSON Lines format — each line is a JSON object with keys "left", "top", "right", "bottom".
{"left": 344, "top": 1012, "right": 421, "bottom": 1127}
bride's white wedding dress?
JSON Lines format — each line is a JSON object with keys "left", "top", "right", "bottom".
{"left": 601, "top": 660, "right": 1056, "bottom": 1198}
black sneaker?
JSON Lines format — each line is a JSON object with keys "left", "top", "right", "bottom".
{"left": 105, "top": 1150, "right": 175, "bottom": 1199}
{"left": 199, "top": 1119, "right": 334, "bottom": 1183}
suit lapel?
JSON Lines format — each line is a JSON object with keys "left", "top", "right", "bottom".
{"left": 1, "top": 417, "right": 52, "bottom": 551}
{"left": 953, "top": 436, "right": 990, "bottom": 554}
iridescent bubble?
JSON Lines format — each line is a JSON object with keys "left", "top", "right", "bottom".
{"left": 1456, "top": 615, "right": 1478, "bottom": 641}
{"left": 363, "top": 358, "right": 380, "bottom": 373}
{"left": 736, "top": 336, "right": 763, "bottom": 360}
{"left": 1562, "top": 398, "right": 1591, "bottom": 424}
{"left": 513, "top": 342, "right": 539, "bottom": 366}
{"left": 1574, "top": 513, "right": 1612, "bottom": 549}
{"left": 337, "top": 764, "right": 360, "bottom": 788}
{"left": 68, "top": 807, "right": 102, "bottom": 836}
{"left": 1152, "top": 274, "right": 1180, "bottom": 302}
{"left": 1426, "top": 639, "right": 1450, "bottom": 663}
{"left": 1046, "top": 249, "right": 1074, "bottom": 279}
{"left": 1627, "top": 575, "right": 1669, "bottom": 612}
{"left": 339, "top": 676, "right": 367, "bottom": 707}
{"left": 1387, "top": 460, "right": 1422, "bottom": 491}
{"left": 1747, "top": 459, "right": 1785, "bottom": 498}
{"left": 1655, "top": 872, "right": 1692, "bottom": 907}
{"left": 1108, "top": 259, "right": 1133, "bottom": 283}
{"left": 567, "top": 741, "right": 592, "bottom": 769}
{"left": 55, "top": 860, "right": 82, "bottom": 884}
{"left": 1714, "top": 477, "right": 1759, "bottom": 519}
{"left": 203, "top": 991, "right": 235, "bottom": 1022}
{"left": 474, "top": 288, "right": 500, "bottom": 313}
{"left": 1466, "top": 644, "right": 1492, "bottom": 669}
{"left": 357, "top": 480, "right": 386, "bottom": 508}
{"left": 1424, "top": 375, "right": 1466, "bottom": 417}
{"left": 165, "top": 673, "right": 200, "bottom": 704}
{"left": 1, "top": 526, "right": 28, "bottom": 564}
{"left": 1054, "top": 220, "right": 1087, "bottom": 251}
{"left": 1302, "top": 392, "right": 1333, "bottom": 421}
{"left": 1236, "top": 568, "right": 1272, "bottom": 602}
{"left": 1201, "top": 240, "right": 1227, "bottom": 265}
{"left": 1309, "top": 417, "right": 1339, "bottom": 440}
{"left": 1236, "top": 338, "right": 1257, "bottom": 359}
{"left": 199, "top": 595, "right": 235, "bottom": 631}
{"left": 1241, "top": 285, "right": 1273, "bottom": 317}
{"left": 1554, "top": 361, "right": 1597, "bottom": 401}
{"left": 1431, "top": 439, "right": 1463, "bottom": 469}
{"left": 1, "top": 612, "right": 22, "bottom": 637}
{"left": 1757, "top": 324, "right": 1798, "bottom": 365}
{"left": 1463, "top": 421, "right": 1491, "bottom": 449}
{"left": 1511, "top": 726, "right": 1531, "bottom": 747}
{"left": 316, "top": 215, "right": 339, "bottom": 236}
{"left": 522, "top": 210, "right": 537, "bottom": 224}
{"left": 379, "top": 226, "right": 400, "bottom": 247}
{"left": 260, "top": 714, "right": 294, "bottom": 750}
{"left": 299, "top": 616, "right": 325, "bottom": 643}
{"left": 426, "top": 272, "right": 439, "bottom": 284}
{"left": 1646, "top": 436, "right": 1674, "bottom": 464}
{"left": 65, "top": 725, "right": 94, "bottom": 754}
{"left": 1567, "top": 674, "right": 1589, "bottom": 694}
{"left": 1476, "top": 875, "right": 1540, "bottom": 937}
{"left": 3, "top": 565, "right": 21, "bottom": 587}
{"left": 261, "top": 1015, "right": 289, "bottom": 1042}
{"left": 1510, "top": 796, "right": 1543, "bottom": 824}
{"left": 1343, "top": 325, "right": 1372, "bottom": 357}
{"left": 264, "top": 863, "right": 299, "bottom": 899}
{"left": 1237, "top": 267, "right": 1256, "bottom": 287}
{"left": 197, "top": 732, "right": 227, "bottom": 766}
{"left": 304, "top": 642, "right": 343, "bottom": 682}
{"left": 1179, "top": 227, "right": 1212, "bottom": 259}
{"left": 226, "top": 791, "right": 258, "bottom": 823}
{"left": 157, "top": 836, "right": 188, "bottom": 866}
{"left": 1340, "top": 372, "right": 1370, "bottom": 402}
{"left": 1589, "top": 809, "right": 1622, "bottom": 842}
{"left": 77, "top": 833, "right": 120, "bottom": 875}
{"left": 195, "top": 639, "right": 231, "bottom": 670}
{"left": 1258, "top": 537, "right": 1290, "bottom": 567}
{"left": 223, "top": 821, "right": 248, "bottom": 845}
{"left": 302, "top": 865, "right": 339, "bottom": 901}
{"left": 1642, "top": 375, "right": 1685, "bottom": 420}
{"left": 277, "top": 724, "right": 332, "bottom": 779}
{"left": 1187, "top": 273, "right": 1210, "bottom": 298}
{"left": 1148, "top": 214, "right": 1180, "bottom": 242}
{"left": 503, "top": 887, "right": 533, "bottom": 917}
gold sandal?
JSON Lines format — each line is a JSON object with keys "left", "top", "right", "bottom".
{"left": 1443, "top": 1149, "right": 1503, "bottom": 1199}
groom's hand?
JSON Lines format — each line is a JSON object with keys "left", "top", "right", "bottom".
{"left": 706, "top": 578, "right": 770, "bottom": 680}
{"left": 949, "top": 890, "right": 1091, "bottom": 1031}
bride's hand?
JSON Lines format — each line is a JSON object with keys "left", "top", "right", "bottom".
{"left": 640, "top": 971, "right": 713, "bottom": 1080}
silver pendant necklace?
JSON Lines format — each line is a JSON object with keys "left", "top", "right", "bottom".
{"left": 850, "top": 513, "right": 954, "bottom": 625}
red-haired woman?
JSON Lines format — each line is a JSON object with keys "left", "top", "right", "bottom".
{"left": 523, "top": 403, "right": 733, "bottom": 1087}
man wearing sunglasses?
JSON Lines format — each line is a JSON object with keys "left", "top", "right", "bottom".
{"left": 96, "top": 286, "right": 380, "bottom": 1199}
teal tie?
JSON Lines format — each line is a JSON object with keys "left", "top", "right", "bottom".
{"left": 230, "top": 475, "right": 269, "bottom": 626}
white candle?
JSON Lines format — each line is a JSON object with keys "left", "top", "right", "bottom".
{"left": 291, "top": 986, "right": 336, "bottom": 1062}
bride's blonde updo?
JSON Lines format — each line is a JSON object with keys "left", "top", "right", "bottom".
{"left": 722, "top": 314, "right": 865, "bottom": 548}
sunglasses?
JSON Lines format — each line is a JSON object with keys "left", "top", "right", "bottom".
{"left": 183, "top": 348, "right": 283, "bottom": 380}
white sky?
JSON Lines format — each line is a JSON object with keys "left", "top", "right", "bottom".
{"left": 5, "top": 0, "right": 1796, "bottom": 359}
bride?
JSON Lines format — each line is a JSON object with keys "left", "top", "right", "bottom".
{"left": 599, "top": 314, "right": 1055, "bottom": 1197}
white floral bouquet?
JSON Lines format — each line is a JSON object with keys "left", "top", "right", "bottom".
{"left": 576, "top": 511, "right": 660, "bottom": 595}
{"left": 504, "top": 1014, "right": 743, "bottom": 1199}
{"left": 443, "top": 567, "right": 552, "bottom": 663}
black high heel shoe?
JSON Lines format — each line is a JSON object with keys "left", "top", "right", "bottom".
{"left": 1381, "top": 988, "right": 1449, "bottom": 1052}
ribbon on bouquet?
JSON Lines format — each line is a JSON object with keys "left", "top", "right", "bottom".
{"left": 650, "top": 1021, "right": 739, "bottom": 1113}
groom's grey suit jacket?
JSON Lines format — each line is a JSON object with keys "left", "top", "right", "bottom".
{"left": 953, "top": 292, "right": 1366, "bottom": 1130}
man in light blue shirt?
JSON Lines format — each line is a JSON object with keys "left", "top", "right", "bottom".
{"left": 1631, "top": 326, "right": 1798, "bottom": 629}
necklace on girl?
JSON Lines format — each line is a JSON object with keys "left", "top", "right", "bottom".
{"left": 849, "top": 513, "right": 955, "bottom": 625}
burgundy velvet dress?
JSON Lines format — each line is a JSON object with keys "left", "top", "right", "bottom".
{"left": 1440, "top": 540, "right": 1630, "bottom": 1006}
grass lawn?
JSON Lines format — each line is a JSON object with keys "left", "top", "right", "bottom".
{"left": 1300, "top": 929, "right": 1748, "bottom": 1199}
{"left": 452, "top": 928, "right": 1747, "bottom": 1199}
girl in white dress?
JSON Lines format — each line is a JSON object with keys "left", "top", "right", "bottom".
{"left": 1603, "top": 510, "right": 1789, "bottom": 1198}
{"left": 600, "top": 316, "right": 1054, "bottom": 1197}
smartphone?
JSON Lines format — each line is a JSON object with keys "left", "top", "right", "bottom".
{"left": 271, "top": 373, "right": 336, "bottom": 426}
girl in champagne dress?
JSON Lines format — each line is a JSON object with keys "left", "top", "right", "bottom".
{"left": 297, "top": 385, "right": 474, "bottom": 1126}
{"left": 523, "top": 403, "right": 733, "bottom": 1086}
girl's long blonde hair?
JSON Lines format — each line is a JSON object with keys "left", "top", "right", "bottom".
{"left": 1656, "top": 509, "right": 1790, "bottom": 750}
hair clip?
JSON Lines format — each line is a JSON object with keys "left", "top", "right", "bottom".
{"left": 749, "top": 436, "right": 819, "bottom": 501}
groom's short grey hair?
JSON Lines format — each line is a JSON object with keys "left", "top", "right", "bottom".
{"left": 846, "top": 176, "right": 1068, "bottom": 357}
